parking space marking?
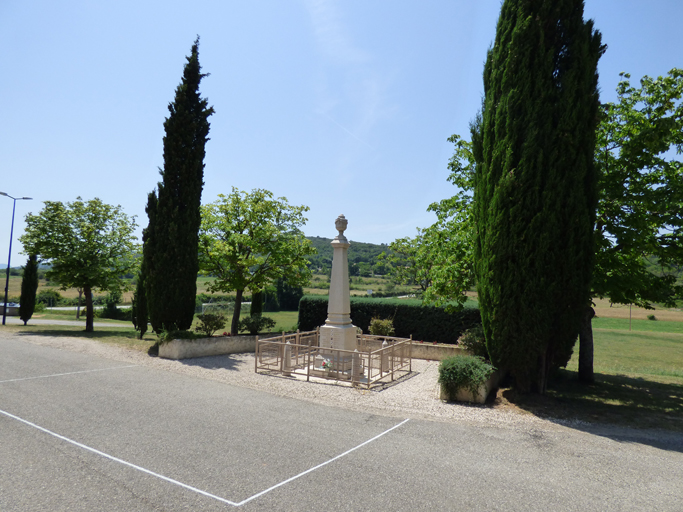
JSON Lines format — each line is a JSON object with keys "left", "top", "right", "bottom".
{"left": 0, "top": 406, "right": 409, "bottom": 507}
{"left": 0, "top": 408, "right": 239, "bottom": 506}
{"left": 0, "top": 365, "right": 137, "bottom": 384}
{"left": 234, "top": 418, "right": 410, "bottom": 506}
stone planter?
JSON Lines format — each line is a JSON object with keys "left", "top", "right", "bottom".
{"left": 158, "top": 332, "right": 280, "bottom": 360}
{"left": 439, "top": 370, "right": 503, "bottom": 404}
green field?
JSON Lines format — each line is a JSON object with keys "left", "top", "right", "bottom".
{"left": 504, "top": 319, "right": 683, "bottom": 431}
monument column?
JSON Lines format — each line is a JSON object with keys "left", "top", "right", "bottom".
{"left": 320, "top": 215, "right": 357, "bottom": 353}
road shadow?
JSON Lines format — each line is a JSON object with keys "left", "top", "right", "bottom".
{"left": 495, "top": 370, "right": 683, "bottom": 453}
{"left": 13, "top": 329, "right": 141, "bottom": 340}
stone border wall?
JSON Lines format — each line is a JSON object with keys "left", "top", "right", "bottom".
{"left": 159, "top": 335, "right": 466, "bottom": 361}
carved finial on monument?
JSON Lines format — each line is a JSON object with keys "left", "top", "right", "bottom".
{"left": 335, "top": 214, "right": 348, "bottom": 239}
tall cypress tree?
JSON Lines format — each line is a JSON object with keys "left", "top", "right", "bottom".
{"left": 19, "top": 255, "right": 39, "bottom": 326}
{"left": 472, "top": 0, "right": 604, "bottom": 392}
{"left": 144, "top": 37, "right": 214, "bottom": 332}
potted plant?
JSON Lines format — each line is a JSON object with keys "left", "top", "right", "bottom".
{"left": 438, "top": 355, "right": 497, "bottom": 404}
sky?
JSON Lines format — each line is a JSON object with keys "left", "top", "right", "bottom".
{"left": 1, "top": 0, "right": 682, "bottom": 268}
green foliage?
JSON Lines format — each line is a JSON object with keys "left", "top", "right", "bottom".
{"left": 306, "top": 236, "right": 388, "bottom": 275}
{"left": 238, "top": 315, "right": 276, "bottom": 335}
{"left": 250, "top": 290, "right": 263, "bottom": 317}
{"left": 156, "top": 328, "right": 198, "bottom": 344}
{"left": 438, "top": 355, "right": 496, "bottom": 398}
{"left": 592, "top": 68, "right": 683, "bottom": 309}
{"left": 647, "top": 314, "right": 657, "bottom": 321}
{"left": 132, "top": 266, "right": 148, "bottom": 339}
{"left": 199, "top": 187, "right": 315, "bottom": 335}
{"left": 97, "top": 307, "right": 133, "bottom": 321}
{"left": 276, "top": 278, "right": 303, "bottom": 311}
{"left": 20, "top": 197, "right": 138, "bottom": 332}
{"left": 472, "top": 0, "right": 602, "bottom": 392}
{"left": 194, "top": 312, "right": 227, "bottom": 337}
{"left": 298, "top": 296, "right": 481, "bottom": 344}
{"left": 36, "top": 289, "right": 62, "bottom": 306}
{"left": 19, "top": 255, "right": 39, "bottom": 325}
{"left": 368, "top": 317, "right": 395, "bottom": 336}
{"left": 458, "top": 325, "right": 489, "bottom": 361}
{"left": 144, "top": 37, "right": 213, "bottom": 333}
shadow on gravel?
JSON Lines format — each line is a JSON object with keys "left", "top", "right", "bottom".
{"left": 177, "top": 354, "right": 248, "bottom": 372}
{"left": 495, "top": 369, "right": 683, "bottom": 453}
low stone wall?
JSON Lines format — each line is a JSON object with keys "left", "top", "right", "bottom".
{"left": 159, "top": 334, "right": 466, "bottom": 361}
{"left": 0, "top": 305, "right": 19, "bottom": 316}
{"left": 158, "top": 333, "right": 281, "bottom": 360}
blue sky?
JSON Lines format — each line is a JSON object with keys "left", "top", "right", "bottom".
{"left": 1, "top": 0, "right": 682, "bottom": 267}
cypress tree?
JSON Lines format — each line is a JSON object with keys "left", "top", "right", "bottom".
{"left": 19, "top": 255, "right": 39, "bottom": 326}
{"left": 250, "top": 290, "right": 263, "bottom": 318}
{"left": 144, "top": 37, "right": 214, "bottom": 332}
{"left": 472, "top": 0, "right": 603, "bottom": 392}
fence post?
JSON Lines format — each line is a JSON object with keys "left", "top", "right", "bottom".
{"left": 381, "top": 340, "right": 389, "bottom": 374}
{"left": 283, "top": 341, "right": 292, "bottom": 376}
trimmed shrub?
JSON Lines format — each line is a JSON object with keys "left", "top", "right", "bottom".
{"left": 298, "top": 296, "right": 481, "bottom": 344}
{"left": 438, "top": 355, "right": 496, "bottom": 397}
{"left": 238, "top": 315, "right": 276, "bottom": 335}
{"left": 458, "top": 325, "right": 489, "bottom": 360}
{"left": 195, "top": 313, "right": 227, "bottom": 337}
{"left": 369, "top": 317, "right": 395, "bottom": 336}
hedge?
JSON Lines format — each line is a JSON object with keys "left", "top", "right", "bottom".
{"left": 298, "top": 295, "right": 481, "bottom": 345}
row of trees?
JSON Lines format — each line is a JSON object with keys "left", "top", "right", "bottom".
{"left": 391, "top": 1, "right": 683, "bottom": 393}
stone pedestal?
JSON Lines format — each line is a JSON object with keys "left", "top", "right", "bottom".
{"left": 319, "top": 214, "right": 358, "bottom": 373}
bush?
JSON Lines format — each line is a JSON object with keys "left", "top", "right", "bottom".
{"left": 157, "top": 329, "right": 198, "bottom": 344}
{"left": 238, "top": 315, "right": 276, "bottom": 335}
{"left": 298, "top": 296, "right": 481, "bottom": 344}
{"left": 36, "top": 289, "right": 63, "bottom": 307}
{"left": 368, "top": 317, "right": 395, "bottom": 336}
{"left": 647, "top": 314, "right": 657, "bottom": 321}
{"left": 458, "top": 325, "right": 489, "bottom": 360}
{"left": 97, "top": 307, "right": 133, "bottom": 321}
{"left": 438, "top": 355, "right": 496, "bottom": 397}
{"left": 194, "top": 313, "right": 227, "bottom": 337}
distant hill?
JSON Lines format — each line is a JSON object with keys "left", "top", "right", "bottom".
{"left": 306, "top": 236, "right": 389, "bottom": 274}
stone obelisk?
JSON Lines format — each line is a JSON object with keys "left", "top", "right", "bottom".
{"left": 319, "top": 215, "right": 357, "bottom": 359}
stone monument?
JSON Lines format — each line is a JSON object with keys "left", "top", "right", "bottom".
{"left": 319, "top": 215, "right": 357, "bottom": 370}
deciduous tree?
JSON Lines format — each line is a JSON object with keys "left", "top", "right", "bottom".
{"left": 20, "top": 198, "right": 138, "bottom": 331}
{"left": 199, "top": 188, "right": 315, "bottom": 335}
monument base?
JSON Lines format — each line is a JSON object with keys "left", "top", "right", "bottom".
{"left": 319, "top": 324, "right": 358, "bottom": 372}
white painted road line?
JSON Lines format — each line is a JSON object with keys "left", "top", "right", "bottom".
{"left": 234, "top": 418, "right": 411, "bottom": 506}
{"left": 0, "top": 408, "right": 239, "bottom": 506}
{"left": 0, "top": 365, "right": 137, "bottom": 384}
{"left": 0, "top": 407, "right": 410, "bottom": 507}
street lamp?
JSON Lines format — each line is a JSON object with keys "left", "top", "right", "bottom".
{"left": 1, "top": 192, "right": 32, "bottom": 325}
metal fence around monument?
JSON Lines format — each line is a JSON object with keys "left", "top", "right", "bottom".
{"left": 255, "top": 329, "right": 412, "bottom": 389}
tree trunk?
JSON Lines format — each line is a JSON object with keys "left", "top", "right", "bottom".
{"left": 578, "top": 306, "right": 595, "bottom": 383}
{"left": 84, "top": 286, "right": 94, "bottom": 332}
{"left": 231, "top": 289, "right": 243, "bottom": 335}
{"left": 76, "top": 288, "right": 83, "bottom": 319}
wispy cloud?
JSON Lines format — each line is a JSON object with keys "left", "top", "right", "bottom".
{"left": 304, "top": 0, "right": 394, "bottom": 153}
{"left": 303, "top": 0, "right": 368, "bottom": 64}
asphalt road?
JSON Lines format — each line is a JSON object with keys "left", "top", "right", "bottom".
{"left": 1, "top": 336, "right": 682, "bottom": 511}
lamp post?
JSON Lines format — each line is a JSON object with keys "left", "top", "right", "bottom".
{"left": 1, "top": 192, "right": 32, "bottom": 325}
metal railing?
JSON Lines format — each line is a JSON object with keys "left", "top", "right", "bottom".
{"left": 255, "top": 330, "right": 412, "bottom": 389}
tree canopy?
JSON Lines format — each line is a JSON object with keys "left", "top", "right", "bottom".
{"left": 20, "top": 198, "right": 138, "bottom": 331}
{"left": 199, "top": 188, "right": 315, "bottom": 334}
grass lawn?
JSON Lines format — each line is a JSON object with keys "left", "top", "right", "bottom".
{"left": 500, "top": 321, "right": 683, "bottom": 432}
